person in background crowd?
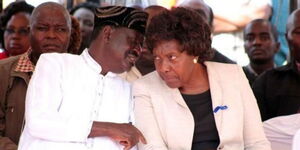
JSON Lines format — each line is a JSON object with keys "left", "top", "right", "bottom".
{"left": 252, "top": 9, "right": 300, "bottom": 121}
{"left": 0, "top": 2, "right": 71, "bottom": 150}
{"left": 119, "top": 5, "right": 167, "bottom": 82}
{"left": 18, "top": 6, "right": 147, "bottom": 150}
{"left": 178, "top": 0, "right": 236, "bottom": 64}
{"left": 70, "top": 2, "right": 99, "bottom": 54}
{"left": 243, "top": 19, "right": 279, "bottom": 85}
{"left": 133, "top": 7, "right": 270, "bottom": 150}
{"left": 67, "top": 16, "right": 82, "bottom": 54}
{"left": 191, "top": 0, "right": 272, "bottom": 66}
{"left": 0, "top": 1, "right": 34, "bottom": 58}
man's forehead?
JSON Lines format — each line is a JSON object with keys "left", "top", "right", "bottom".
{"left": 287, "top": 10, "right": 300, "bottom": 31}
{"left": 32, "top": 9, "right": 68, "bottom": 24}
{"left": 36, "top": 7, "right": 66, "bottom": 17}
{"left": 293, "top": 16, "right": 300, "bottom": 27}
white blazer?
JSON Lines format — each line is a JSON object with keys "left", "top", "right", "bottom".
{"left": 133, "top": 61, "right": 271, "bottom": 150}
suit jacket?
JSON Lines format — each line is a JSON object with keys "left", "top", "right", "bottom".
{"left": 133, "top": 61, "right": 271, "bottom": 150}
{"left": 0, "top": 55, "right": 30, "bottom": 150}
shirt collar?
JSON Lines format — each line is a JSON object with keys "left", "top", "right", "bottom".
{"left": 14, "top": 49, "right": 35, "bottom": 73}
{"left": 81, "top": 48, "right": 102, "bottom": 74}
{"left": 246, "top": 63, "right": 277, "bottom": 76}
{"left": 246, "top": 64, "right": 258, "bottom": 76}
{"left": 81, "top": 49, "right": 119, "bottom": 78}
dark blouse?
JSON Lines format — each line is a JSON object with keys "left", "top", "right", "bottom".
{"left": 181, "top": 90, "right": 220, "bottom": 150}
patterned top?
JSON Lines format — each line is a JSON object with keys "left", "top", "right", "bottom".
{"left": 14, "top": 49, "right": 34, "bottom": 73}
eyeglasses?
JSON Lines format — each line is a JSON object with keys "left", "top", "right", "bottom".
{"left": 4, "top": 27, "right": 30, "bottom": 36}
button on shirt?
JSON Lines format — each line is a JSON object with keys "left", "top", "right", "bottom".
{"left": 18, "top": 49, "right": 134, "bottom": 150}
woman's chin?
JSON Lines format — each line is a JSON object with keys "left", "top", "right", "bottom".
{"left": 165, "top": 81, "right": 180, "bottom": 89}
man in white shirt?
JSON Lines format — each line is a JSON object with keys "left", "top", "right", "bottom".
{"left": 18, "top": 5, "right": 148, "bottom": 150}
{"left": 293, "top": 128, "right": 300, "bottom": 150}
{"left": 263, "top": 114, "right": 300, "bottom": 150}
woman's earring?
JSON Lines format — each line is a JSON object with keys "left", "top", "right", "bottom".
{"left": 193, "top": 58, "right": 198, "bottom": 64}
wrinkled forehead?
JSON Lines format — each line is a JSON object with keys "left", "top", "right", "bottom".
{"left": 31, "top": 7, "right": 70, "bottom": 27}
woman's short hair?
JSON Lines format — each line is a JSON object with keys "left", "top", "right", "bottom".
{"left": 146, "top": 7, "right": 213, "bottom": 62}
{"left": 0, "top": 1, "right": 34, "bottom": 29}
{"left": 0, "top": 1, "right": 34, "bottom": 49}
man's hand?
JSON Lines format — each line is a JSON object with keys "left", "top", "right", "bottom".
{"left": 89, "top": 122, "right": 146, "bottom": 150}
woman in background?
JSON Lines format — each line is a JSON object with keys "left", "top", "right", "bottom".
{"left": 0, "top": 1, "right": 34, "bottom": 57}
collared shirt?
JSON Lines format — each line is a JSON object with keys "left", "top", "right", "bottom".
{"left": 293, "top": 128, "right": 300, "bottom": 150}
{"left": 18, "top": 49, "right": 135, "bottom": 150}
{"left": 245, "top": 64, "right": 259, "bottom": 76}
{"left": 14, "top": 50, "right": 34, "bottom": 73}
{"left": 263, "top": 114, "right": 300, "bottom": 150}
{"left": 243, "top": 64, "right": 276, "bottom": 86}
{"left": 242, "top": 65, "right": 258, "bottom": 86}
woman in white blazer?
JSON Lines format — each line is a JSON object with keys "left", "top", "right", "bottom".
{"left": 133, "top": 7, "right": 271, "bottom": 150}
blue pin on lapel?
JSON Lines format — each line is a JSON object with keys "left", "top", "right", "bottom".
{"left": 213, "top": 105, "right": 228, "bottom": 113}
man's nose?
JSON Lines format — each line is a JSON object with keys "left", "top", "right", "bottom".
{"left": 253, "top": 37, "right": 262, "bottom": 45}
{"left": 46, "top": 29, "right": 56, "bottom": 38}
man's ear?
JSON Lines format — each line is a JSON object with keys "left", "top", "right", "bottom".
{"left": 102, "top": 26, "right": 114, "bottom": 43}
{"left": 286, "top": 33, "right": 293, "bottom": 50}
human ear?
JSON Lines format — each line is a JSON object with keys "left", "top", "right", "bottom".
{"left": 102, "top": 26, "right": 114, "bottom": 43}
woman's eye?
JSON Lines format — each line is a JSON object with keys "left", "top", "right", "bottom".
{"left": 154, "top": 56, "right": 160, "bottom": 60}
{"left": 169, "top": 55, "right": 177, "bottom": 60}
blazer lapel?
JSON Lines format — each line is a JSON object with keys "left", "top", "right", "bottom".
{"left": 171, "top": 88, "right": 189, "bottom": 109}
{"left": 156, "top": 72, "right": 190, "bottom": 109}
{"left": 205, "top": 62, "right": 224, "bottom": 131}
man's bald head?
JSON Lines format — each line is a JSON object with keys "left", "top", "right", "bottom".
{"left": 178, "top": 0, "right": 213, "bottom": 26}
{"left": 30, "top": 2, "right": 71, "bottom": 29}
{"left": 29, "top": 2, "right": 72, "bottom": 65}
{"left": 286, "top": 8, "right": 300, "bottom": 63}
{"left": 287, "top": 9, "right": 300, "bottom": 32}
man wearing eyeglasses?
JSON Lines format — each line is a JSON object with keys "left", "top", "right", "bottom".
{"left": 0, "top": 2, "right": 71, "bottom": 150}
{"left": 18, "top": 5, "right": 147, "bottom": 150}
